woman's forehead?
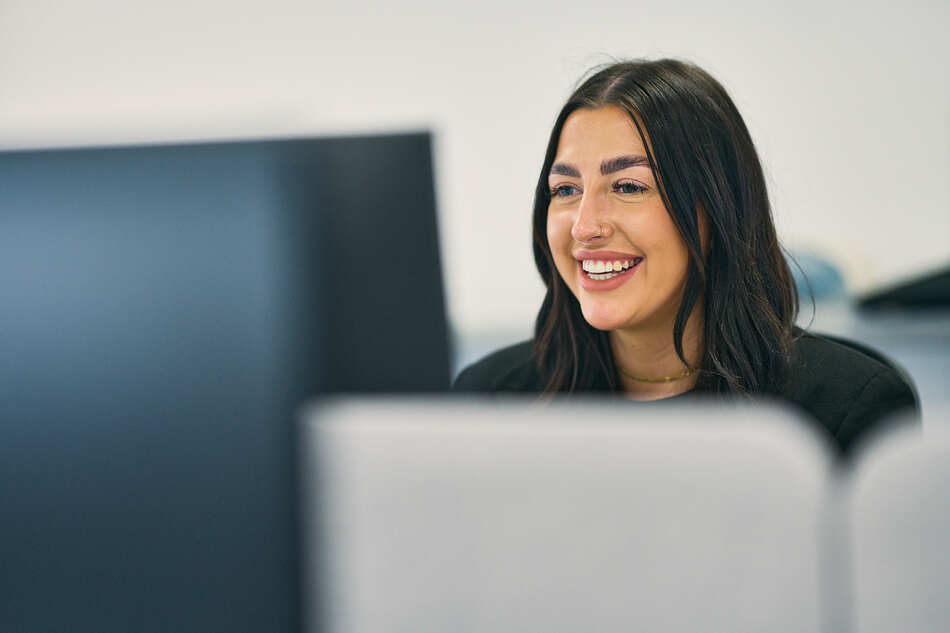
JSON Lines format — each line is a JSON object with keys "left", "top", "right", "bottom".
{"left": 555, "top": 106, "right": 649, "bottom": 164}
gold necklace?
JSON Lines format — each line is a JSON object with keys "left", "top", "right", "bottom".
{"left": 617, "top": 365, "right": 694, "bottom": 383}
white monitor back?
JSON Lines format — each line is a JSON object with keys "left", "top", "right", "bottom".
{"left": 300, "top": 398, "right": 831, "bottom": 633}
{"left": 851, "top": 427, "right": 950, "bottom": 633}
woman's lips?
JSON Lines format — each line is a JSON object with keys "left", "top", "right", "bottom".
{"left": 573, "top": 249, "right": 642, "bottom": 262}
{"left": 576, "top": 256, "right": 643, "bottom": 292}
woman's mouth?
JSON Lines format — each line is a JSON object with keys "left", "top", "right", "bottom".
{"left": 576, "top": 256, "right": 644, "bottom": 291}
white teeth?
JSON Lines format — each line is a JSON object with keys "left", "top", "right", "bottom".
{"left": 582, "top": 257, "right": 641, "bottom": 280}
{"left": 582, "top": 257, "right": 639, "bottom": 274}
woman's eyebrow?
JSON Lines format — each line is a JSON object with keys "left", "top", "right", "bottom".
{"left": 550, "top": 162, "right": 580, "bottom": 178}
{"left": 549, "top": 155, "right": 650, "bottom": 178}
{"left": 600, "top": 154, "right": 650, "bottom": 175}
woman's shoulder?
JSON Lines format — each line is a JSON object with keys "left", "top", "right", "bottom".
{"left": 452, "top": 340, "right": 544, "bottom": 393}
{"left": 780, "top": 329, "right": 920, "bottom": 454}
{"left": 789, "top": 329, "right": 915, "bottom": 392}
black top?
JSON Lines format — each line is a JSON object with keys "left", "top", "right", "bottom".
{"left": 454, "top": 330, "right": 920, "bottom": 459}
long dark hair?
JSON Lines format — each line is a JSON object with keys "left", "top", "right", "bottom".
{"left": 532, "top": 59, "right": 799, "bottom": 395}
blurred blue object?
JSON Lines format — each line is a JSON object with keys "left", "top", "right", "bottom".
{"left": 786, "top": 251, "right": 847, "bottom": 302}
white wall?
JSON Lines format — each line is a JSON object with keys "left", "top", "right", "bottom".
{"left": 2, "top": 0, "right": 947, "bottom": 343}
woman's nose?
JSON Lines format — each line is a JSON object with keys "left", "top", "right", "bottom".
{"left": 571, "top": 195, "right": 612, "bottom": 243}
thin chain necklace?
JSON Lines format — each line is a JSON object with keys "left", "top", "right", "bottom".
{"left": 616, "top": 365, "right": 694, "bottom": 383}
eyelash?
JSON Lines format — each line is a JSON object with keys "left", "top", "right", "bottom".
{"left": 549, "top": 181, "right": 647, "bottom": 198}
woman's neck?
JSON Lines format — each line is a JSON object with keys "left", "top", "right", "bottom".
{"left": 610, "top": 309, "right": 704, "bottom": 402}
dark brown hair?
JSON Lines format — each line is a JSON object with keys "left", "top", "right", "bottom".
{"left": 532, "top": 59, "right": 799, "bottom": 395}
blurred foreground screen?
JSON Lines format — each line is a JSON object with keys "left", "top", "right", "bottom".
{"left": 301, "top": 398, "right": 832, "bottom": 633}
{"left": 0, "top": 134, "right": 450, "bottom": 632}
{"left": 302, "top": 398, "right": 944, "bottom": 633}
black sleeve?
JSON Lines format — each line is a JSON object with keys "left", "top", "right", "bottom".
{"left": 835, "top": 368, "right": 920, "bottom": 455}
{"left": 452, "top": 363, "right": 490, "bottom": 392}
{"left": 451, "top": 341, "right": 541, "bottom": 393}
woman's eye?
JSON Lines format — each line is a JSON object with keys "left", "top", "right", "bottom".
{"left": 614, "top": 181, "right": 647, "bottom": 195}
{"left": 550, "top": 184, "right": 580, "bottom": 198}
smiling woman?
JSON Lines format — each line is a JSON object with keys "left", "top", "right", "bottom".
{"left": 454, "top": 59, "right": 918, "bottom": 457}
{"left": 546, "top": 106, "right": 700, "bottom": 399}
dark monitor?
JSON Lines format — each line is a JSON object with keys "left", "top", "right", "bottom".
{"left": 858, "top": 264, "right": 950, "bottom": 310}
{"left": 0, "top": 133, "right": 450, "bottom": 632}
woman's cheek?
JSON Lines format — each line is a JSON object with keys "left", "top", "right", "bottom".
{"left": 546, "top": 213, "right": 573, "bottom": 269}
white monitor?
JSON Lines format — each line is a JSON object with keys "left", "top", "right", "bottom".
{"left": 851, "top": 427, "right": 950, "bottom": 633}
{"left": 300, "top": 397, "right": 831, "bottom": 633}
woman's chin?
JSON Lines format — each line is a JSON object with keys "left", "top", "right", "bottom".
{"left": 580, "top": 304, "right": 637, "bottom": 332}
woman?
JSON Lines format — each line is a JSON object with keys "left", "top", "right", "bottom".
{"left": 454, "top": 59, "right": 918, "bottom": 457}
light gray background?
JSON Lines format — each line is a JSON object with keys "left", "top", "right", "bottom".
{"left": 2, "top": 0, "right": 947, "bottom": 385}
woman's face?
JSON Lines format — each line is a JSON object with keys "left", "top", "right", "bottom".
{"left": 546, "top": 106, "right": 691, "bottom": 333}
